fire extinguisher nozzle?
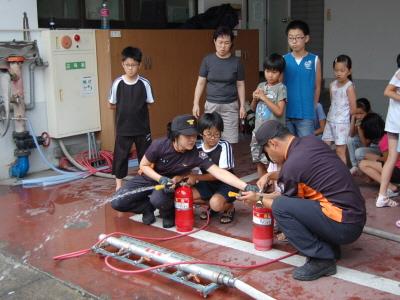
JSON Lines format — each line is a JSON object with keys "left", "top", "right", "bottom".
{"left": 228, "top": 191, "right": 240, "bottom": 198}
{"left": 154, "top": 184, "right": 165, "bottom": 190}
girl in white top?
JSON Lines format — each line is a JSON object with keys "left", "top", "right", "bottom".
{"left": 322, "top": 55, "right": 357, "bottom": 164}
{"left": 377, "top": 54, "right": 400, "bottom": 208}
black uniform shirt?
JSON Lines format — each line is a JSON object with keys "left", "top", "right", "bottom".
{"left": 145, "top": 137, "right": 214, "bottom": 177}
{"left": 108, "top": 75, "right": 154, "bottom": 136}
{"left": 278, "top": 136, "right": 366, "bottom": 224}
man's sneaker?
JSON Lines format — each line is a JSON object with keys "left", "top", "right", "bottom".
{"left": 387, "top": 188, "right": 399, "bottom": 198}
{"left": 293, "top": 258, "right": 337, "bottom": 281}
{"left": 376, "top": 194, "right": 399, "bottom": 208}
{"left": 350, "top": 166, "right": 359, "bottom": 175}
{"left": 142, "top": 207, "right": 156, "bottom": 225}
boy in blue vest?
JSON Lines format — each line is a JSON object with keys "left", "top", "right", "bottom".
{"left": 284, "top": 20, "right": 322, "bottom": 137}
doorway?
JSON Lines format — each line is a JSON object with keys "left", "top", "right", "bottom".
{"left": 266, "top": 0, "right": 290, "bottom": 57}
{"left": 248, "top": 0, "right": 267, "bottom": 71}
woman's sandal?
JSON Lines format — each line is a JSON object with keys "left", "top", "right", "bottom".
{"left": 199, "top": 208, "right": 218, "bottom": 220}
{"left": 220, "top": 208, "right": 235, "bottom": 224}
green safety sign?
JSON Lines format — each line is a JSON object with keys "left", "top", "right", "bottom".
{"left": 65, "top": 61, "right": 86, "bottom": 70}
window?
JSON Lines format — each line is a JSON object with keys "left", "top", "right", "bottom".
{"left": 37, "top": 0, "right": 196, "bottom": 29}
{"left": 85, "top": 0, "right": 124, "bottom": 21}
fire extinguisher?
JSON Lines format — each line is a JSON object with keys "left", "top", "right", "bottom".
{"left": 252, "top": 205, "right": 274, "bottom": 251}
{"left": 175, "top": 183, "right": 194, "bottom": 232}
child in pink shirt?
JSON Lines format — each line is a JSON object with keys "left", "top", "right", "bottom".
{"left": 358, "top": 113, "right": 400, "bottom": 207}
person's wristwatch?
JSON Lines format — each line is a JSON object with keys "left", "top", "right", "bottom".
{"left": 256, "top": 194, "right": 264, "bottom": 207}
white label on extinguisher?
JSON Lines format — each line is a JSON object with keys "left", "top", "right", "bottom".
{"left": 175, "top": 201, "right": 189, "bottom": 210}
{"left": 253, "top": 214, "right": 272, "bottom": 226}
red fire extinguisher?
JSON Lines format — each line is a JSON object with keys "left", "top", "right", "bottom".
{"left": 252, "top": 205, "right": 274, "bottom": 251}
{"left": 175, "top": 184, "right": 194, "bottom": 232}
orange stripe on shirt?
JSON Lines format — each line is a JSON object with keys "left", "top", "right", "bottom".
{"left": 297, "top": 183, "right": 343, "bottom": 222}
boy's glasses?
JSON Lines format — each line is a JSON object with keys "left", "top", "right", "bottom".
{"left": 203, "top": 132, "right": 221, "bottom": 139}
{"left": 216, "top": 41, "right": 232, "bottom": 46}
{"left": 123, "top": 63, "right": 139, "bottom": 68}
{"left": 288, "top": 36, "right": 305, "bottom": 42}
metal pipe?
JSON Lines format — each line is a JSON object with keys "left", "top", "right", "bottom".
{"left": 99, "top": 234, "right": 231, "bottom": 284}
{"left": 26, "top": 59, "right": 48, "bottom": 111}
{"left": 87, "top": 133, "right": 92, "bottom": 161}
{"left": 23, "top": 12, "right": 31, "bottom": 42}
{"left": 98, "top": 234, "right": 274, "bottom": 299}
{"left": 363, "top": 226, "right": 400, "bottom": 243}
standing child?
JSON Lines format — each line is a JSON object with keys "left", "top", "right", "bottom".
{"left": 322, "top": 55, "right": 357, "bottom": 164}
{"left": 108, "top": 46, "right": 154, "bottom": 191}
{"left": 284, "top": 20, "right": 322, "bottom": 137}
{"left": 250, "top": 53, "right": 287, "bottom": 177}
{"left": 377, "top": 54, "right": 400, "bottom": 208}
{"left": 187, "top": 112, "right": 238, "bottom": 224}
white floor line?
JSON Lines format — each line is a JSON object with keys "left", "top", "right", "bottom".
{"left": 130, "top": 215, "right": 400, "bottom": 296}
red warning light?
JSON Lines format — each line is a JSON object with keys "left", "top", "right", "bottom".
{"left": 74, "top": 34, "right": 80, "bottom": 42}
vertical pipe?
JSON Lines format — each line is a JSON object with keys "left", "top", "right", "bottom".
{"left": 8, "top": 61, "right": 26, "bottom": 133}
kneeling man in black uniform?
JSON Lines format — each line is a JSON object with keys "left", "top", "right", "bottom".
{"left": 240, "top": 120, "right": 366, "bottom": 281}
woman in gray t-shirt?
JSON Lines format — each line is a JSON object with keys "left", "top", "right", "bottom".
{"left": 192, "top": 26, "right": 245, "bottom": 144}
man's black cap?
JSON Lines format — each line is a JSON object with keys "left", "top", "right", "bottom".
{"left": 171, "top": 114, "right": 198, "bottom": 135}
{"left": 255, "top": 120, "right": 286, "bottom": 146}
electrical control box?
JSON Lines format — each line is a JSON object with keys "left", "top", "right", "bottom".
{"left": 41, "top": 29, "right": 101, "bottom": 138}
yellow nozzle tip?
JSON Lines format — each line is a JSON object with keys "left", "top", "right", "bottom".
{"left": 154, "top": 185, "right": 165, "bottom": 190}
{"left": 228, "top": 191, "right": 240, "bottom": 197}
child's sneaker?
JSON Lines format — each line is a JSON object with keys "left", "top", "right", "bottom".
{"left": 386, "top": 188, "right": 399, "bottom": 198}
{"left": 350, "top": 166, "right": 359, "bottom": 175}
{"left": 376, "top": 194, "right": 399, "bottom": 208}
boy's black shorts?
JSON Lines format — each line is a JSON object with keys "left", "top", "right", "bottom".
{"left": 194, "top": 181, "right": 238, "bottom": 203}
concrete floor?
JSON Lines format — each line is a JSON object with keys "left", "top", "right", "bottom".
{"left": 0, "top": 135, "right": 400, "bottom": 299}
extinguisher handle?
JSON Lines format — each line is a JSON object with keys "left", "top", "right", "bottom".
{"left": 158, "top": 176, "right": 173, "bottom": 186}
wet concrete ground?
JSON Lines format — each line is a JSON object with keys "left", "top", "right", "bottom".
{"left": 0, "top": 136, "right": 400, "bottom": 299}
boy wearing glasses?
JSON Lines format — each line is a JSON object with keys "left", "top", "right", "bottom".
{"left": 186, "top": 112, "right": 238, "bottom": 223}
{"left": 108, "top": 46, "right": 154, "bottom": 191}
{"left": 284, "top": 20, "right": 322, "bottom": 137}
